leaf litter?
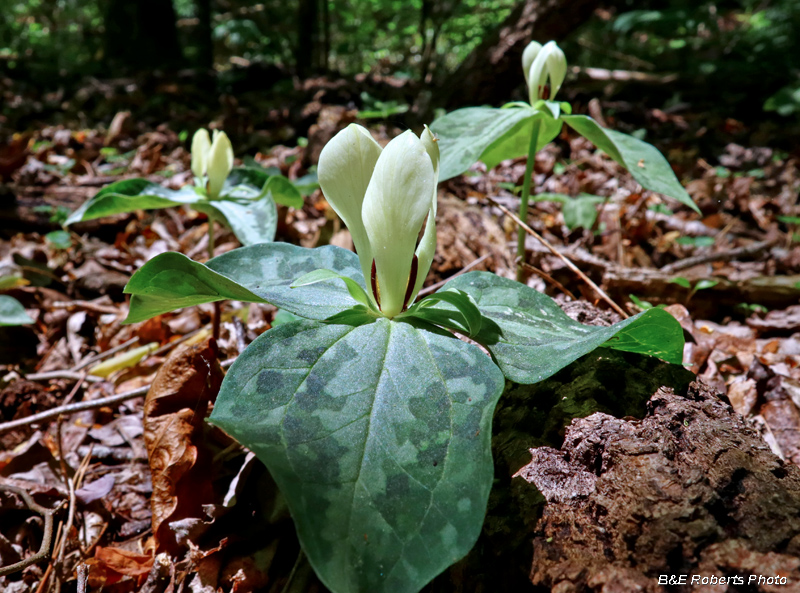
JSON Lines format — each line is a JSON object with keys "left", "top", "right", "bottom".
{"left": 0, "top": 101, "right": 799, "bottom": 592}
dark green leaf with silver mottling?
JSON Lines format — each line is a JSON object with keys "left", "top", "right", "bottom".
{"left": 65, "top": 179, "right": 201, "bottom": 225}
{"left": 194, "top": 195, "right": 277, "bottom": 246}
{"left": 223, "top": 167, "right": 304, "bottom": 208}
{"left": 437, "top": 272, "right": 684, "bottom": 383}
{"left": 0, "top": 295, "right": 34, "bottom": 326}
{"left": 561, "top": 115, "right": 700, "bottom": 214}
{"left": 207, "top": 243, "right": 366, "bottom": 320}
{"left": 209, "top": 317, "right": 504, "bottom": 593}
{"left": 124, "top": 244, "right": 367, "bottom": 324}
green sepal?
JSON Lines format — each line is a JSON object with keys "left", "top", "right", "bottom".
{"left": 208, "top": 316, "right": 505, "bottom": 593}
{"left": 403, "top": 289, "right": 482, "bottom": 337}
{"left": 291, "top": 269, "right": 374, "bottom": 310}
{"left": 437, "top": 272, "right": 685, "bottom": 383}
{"left": 0, "top": 295, "right": 34, "bottom": 326}
{"left": 561, "top": 114, "right": 700, "bottom": 214}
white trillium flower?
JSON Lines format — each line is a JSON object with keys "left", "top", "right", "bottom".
{"left": 318, "top": 124, "right": 439, "bottom": 318}
{"left": 522, "top": 40, "right": 567, "bottom": 103}
{"left": 191, "top": 128, "right": 234, "bottom": 199}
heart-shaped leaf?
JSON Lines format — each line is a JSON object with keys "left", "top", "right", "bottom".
{"left": 431, "top": 106, "right": 561, "bottom": 181}
{"left": 124, "top": 244, "right": 366, "bottom": 324}
{"left": 0, "top": 295, "right": 34, "bottom": 326}
{"left": 65, "top": 179, "right": 201, "bottom": 225}
{"left": 194, "top": 195, "right": 277, "bottom": 246}
{"left": 208, "top": 317, "right": 505, "bottom": 593}
{"left": 561, "top": 115, "right": 700, "bottom": 214}
{"left": 437, "top": 272, "right": 684, "bottom": 383}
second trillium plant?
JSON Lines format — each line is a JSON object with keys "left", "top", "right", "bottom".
{"left": 122, "top": 124, "right": 685, "bottom": 593}
{"left": 66, "top": 128, "right": 305, "bottom": 247}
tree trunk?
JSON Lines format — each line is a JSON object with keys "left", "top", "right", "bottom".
{"left": 296, "top": 0, "right": 320, "bottom": 77}
{"left": 435, "top": 0, "right": 602, "bottom": 109}
{"left": 194, "top": 0, "right": 213, "bottom": 71}
{"left": 104, "top": 0, "right": 183, "bottom": 73}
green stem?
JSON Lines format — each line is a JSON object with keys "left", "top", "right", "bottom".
{"left": 208, "top": 217, "right": 221, "bottom": 341}
{"left": 516, "top": 118, "right": 541, "bottom": 282}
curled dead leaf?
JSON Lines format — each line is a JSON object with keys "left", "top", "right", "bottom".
{"left": 143, "top": 337, "right": 225, "bottom": 555}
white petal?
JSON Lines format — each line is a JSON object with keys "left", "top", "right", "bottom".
{"left": 191, "top": 128, "right": 211, "bottom": 178}
{"left": 362, "top": 130, "right": 435, "bottom": 317}
{"left": 411, "top": 125, "right": 440, "bottom": 301}
{"left": 318, "top": 123, "right": 382, "bottom": 289}
{"left": 207, "top": 131, "right": 234, "bottom": 199}
{"left": 522, "top": 41, "right": 543, "bottom": 87}
{"left": 544, "top": 42, "right": 567, "bottom": 99}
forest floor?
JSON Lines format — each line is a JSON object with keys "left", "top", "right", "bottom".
{"left": 1, "top": 93, "right": 800, "bottom": 593}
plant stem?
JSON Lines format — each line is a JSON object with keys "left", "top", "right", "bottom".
{"left": 516, "top": 118, "right": 541, "bottom": 282}
{"left": 208, "top": 217, "right": 221, "bottom": 341}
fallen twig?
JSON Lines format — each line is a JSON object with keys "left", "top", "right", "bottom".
{"left": 0, "top": 358, "right": 236, "bottom": 434}
{"left": 488, "top": 197, "right": 628, "bottom": 318}
{"left": 0, "top": 483, "right": 59, "bottom": 577}
{"left": 518, "top": 260, "right": 577, "bottom": 300}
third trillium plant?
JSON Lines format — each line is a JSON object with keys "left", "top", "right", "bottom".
{"left": 122, "top": 99, "right": 687, "bottom": 593}
{"left": 431, "top": 39, "right": 701, "bottom": 280}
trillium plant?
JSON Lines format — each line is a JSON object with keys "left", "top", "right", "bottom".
{"left": 66, "top": 128, "right": 305, "bottom": 248}
{"left": 430, "top": 39, "right": 702, "bottom": 280}
{"left": 122, "top": 124, "right": 684, "bottom": 593}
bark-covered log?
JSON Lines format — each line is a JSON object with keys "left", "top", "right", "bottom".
{"left": 517, "top": 382, "right": 800, "bottom": 592}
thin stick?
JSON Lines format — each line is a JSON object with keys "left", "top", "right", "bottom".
{"left": 0, "top": 483, "right": 58, "bottom": 577}
{"left": 517, "top": 260, "right": 577, "bottom": 300}
{"left": 488, "top": 196, "right": 628, "bottom": 318}
{"left": 76, "top": 564, "right": 89, "bottom": 593}
{"left": 0, "top": 358, "right": 236, "bottom": 434}
{"left": 517, "top": 118, "right": 541, "bottom": 282}
{"left": 24, "top": 371, "right": 104, "bottom": 384}
{"left": 417, "top": 254, "right": 491, "bottom": 297}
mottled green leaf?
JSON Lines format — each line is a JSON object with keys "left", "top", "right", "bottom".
{"left": 430, "top": 107, "right": 531, "bottom": 181}
{"left": 124, "top": 244, "right": 369, "bottom": 324}
{"left": 438, "top": 272, "right": 684, "bottom": 383}
{"left": 65, "top": 178, "right": 201, "bottom": 225}
{"left": 194, "top": 195, "right": 277, "bottom": 246}
{"left": 223, "top": 167, "right": 304, "bottom": 208}
{"left": 291, "top": 269, "right": 373, "bottom": 309}
{"left": 562, "top": 115, "right": 700, "bottom": 214}
{"left": 209, "top": 317, "right": 505, "bottom": 593}
{"left": 123, "top": 252, "right": 268, "bottom": 324}
{"left": 0, "top": 295, "right": 34, "bottom": 326}
{"left": 207, "top": 243, "right": 366, "bottom": 320}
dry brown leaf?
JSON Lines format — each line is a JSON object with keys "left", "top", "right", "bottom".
{"left": 143, "top": 337, "right": 225, "bottom": 555}
{"left": 87, "top": 545, "right": 154, "bottom": 588}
